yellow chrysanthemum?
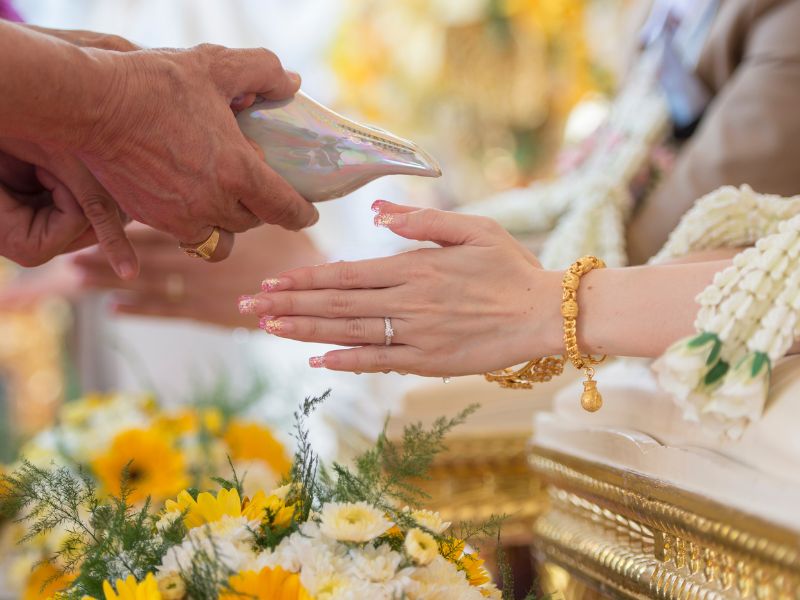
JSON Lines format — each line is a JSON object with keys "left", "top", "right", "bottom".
{"left": 223, "top": 420, "right": 291, "bottom": 477}
{"left": 221, "top": 567, "right": 311, "bottom": 600}
{"left": 461, "top": 553, "right": 491, "bottom": 587}
{"left": 92, "top": 429, "right": 188, "bottom": 504}
{"left": 24, "top": 562, "right": 74, "bottom": 600}
{"left": 165, "top": 488, "right": 293, "bottom": 530}
{"left": 102, "top": 574, "right": 161, "bottom": 600}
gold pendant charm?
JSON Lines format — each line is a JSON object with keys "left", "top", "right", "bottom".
{"left": 580, "top": 378, "right": 603, "bottom": 412}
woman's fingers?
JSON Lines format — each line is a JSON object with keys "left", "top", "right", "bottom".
{"left": 269, "top": 255, "right": 410, "bottom": 292}
{"left": 259, "top": 315, "right": 402, "bottom": 346}
{"left": 248, "top": 288, "right": 403, "bottom": 319}
{"left": 375, "top": 206, "right": 503, "bottom": 247}
{"left": 309, "top": 345, "right": 419, "bottom": 374}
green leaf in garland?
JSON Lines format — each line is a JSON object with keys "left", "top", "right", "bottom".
{"left": 751, "top": 352, "right": 770, "bottom": 378}
{"left": 704, "top": 360, "right": 729, "bottom": 386}
{"left": 706, "top": 338, "right": 722, "bottom": 366}
{"left": 688, "top": 332, "right": 718, "bottom": 349}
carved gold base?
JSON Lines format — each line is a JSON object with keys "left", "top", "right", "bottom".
{"left": 413, "top": 435, "right": 547, "bottom": 547}
{"left": 530, "top": 446, "right": 800, "bottom": 600}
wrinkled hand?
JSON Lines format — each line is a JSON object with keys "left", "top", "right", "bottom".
{"left": 73, "top": 44, "right": 318, "bottom": 258}
{"left": 0, "top": 139, "right": 138, "bottom": 276}
{"left": 22, "top": 24, "right": 140, "bottom": 52}
{"left": 239, "top": 201, "right": 563, "bottom": 377}
{"left": 70, "top": 223, "right": 324, "bottom": 328}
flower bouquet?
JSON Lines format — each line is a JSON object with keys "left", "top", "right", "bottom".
{"left": 1, "top": 381, "right": 291, "bottom": 598}
{"left": 1, "top": 395, "right": 517, "bottom": 599}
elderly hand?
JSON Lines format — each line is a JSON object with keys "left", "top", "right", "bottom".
{"left": 0, "top": 140, "right": 136, "bottom": 272}
{"left": 0, "top": 22, "right": 317, "bottom": 271}
{"left": 70, "top": 224, "right": 324, "bottom": 328}
{"left": 239, "top": 201, "right": 564, "bottom": 377}
{"left": 69, "top": 43, "right": 318, "bottom": 255}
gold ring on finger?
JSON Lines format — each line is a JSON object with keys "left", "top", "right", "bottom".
{"left": 179, "top": 226, "right": 221, "bottom": 260}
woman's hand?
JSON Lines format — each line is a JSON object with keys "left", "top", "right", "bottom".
{"left": 239, "top": 201, "right": 564, "bottom": 376}
{"left": 71, "top": 224, "right": 324, "bottom": 328}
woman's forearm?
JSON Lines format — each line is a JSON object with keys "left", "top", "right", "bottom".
{"left": 533, "top": 260, "right": 734, "bottom": 359}
{"left": 0, "top": 21, "right": 114, "bottom": 149}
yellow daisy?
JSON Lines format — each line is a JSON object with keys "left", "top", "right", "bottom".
{"left": 165, "top": 488, "right": 293, "bottom": 530}
{"left": 92, "top": 429, "right": 188, "bottom": 504}
{"left": 223, "top": 420, "right": 291, "bottom": 477}
{"left": 221, "top": 567, "right": 311, "bottom": 600}
{"left": 102, "top": 574, "right": 161, "bottom": 600}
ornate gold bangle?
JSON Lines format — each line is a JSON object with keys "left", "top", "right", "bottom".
{"left": 484, "top": 355, "right": 566, "bottom": 389}
{"left": 561, "top": 255, "right": 606, "bottom": 412}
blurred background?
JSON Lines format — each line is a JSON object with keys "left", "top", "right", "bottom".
{"left": 0, "top": 0, "right": 633, "bottom": 460}
{"left": 0, "top": 0, "right": 641, "bottom": 596}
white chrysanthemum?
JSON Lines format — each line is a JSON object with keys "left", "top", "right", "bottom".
{"left": 318, "top": 502, "right": 393, "bottom": 543}
{"left": 155, "top": 510, "right": 182, "bottom": 534}
{"left": 349, "top": 542, "right": 403, "bottom": 583}
{"left": 269, "top": 483, "right": 293, "bottom": 501}
{"left": 256, "top": 526, "right": 341, "bottom": 574}
{"left": 404, "top": 528, "right": 438, "bottom": 566}
{"left": 158, "top": 525, "right": 255, "bottom": 578}
{"left": 407, "top": 556, "right": 483, "bottom": 600}
{"left": 407, "top": 508, "right": 450, "bottom": 534}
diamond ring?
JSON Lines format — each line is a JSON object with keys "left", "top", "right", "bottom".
{"left": 384, "top": 317, "right": 394, "bottom": 346}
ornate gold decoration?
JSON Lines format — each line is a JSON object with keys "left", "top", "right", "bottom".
{"left": 484, "top": 356, "right": 566, "bottom": 389}
{"left": 530, "top": 445, "right": 800, "bottom": 599}
{"left": 561, "top": 255, "right": 606, "bottom": 412}
{"left": 403, "top": 434, "right": 547, "bottom": 547}
{"left": 179, "top": 227, "right": 221, "bottom": 260}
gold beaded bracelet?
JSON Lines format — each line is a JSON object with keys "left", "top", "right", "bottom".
{"left": 561, "top": 255, "right": 606, "bottom": 412}
{"left": 484, "top": 255, "right": 607, "bottom": 413}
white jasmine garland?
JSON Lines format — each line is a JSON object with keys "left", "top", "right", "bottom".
{"left": 653, "top": 188, "right": 800, "bottom": 439}
{"left": 467, "top": 50, "right": 669, "bottom": 269}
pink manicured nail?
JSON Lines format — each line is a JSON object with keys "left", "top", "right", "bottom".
{"left": 260, "top": 317, "right": 283, "bottom": 334}
{"left": 261, "top": 277, "right": 290, "bottom": 292}
{"left": 309, "top": 356, "right": 326, "bottom": 368}
{"left": 371, "top": 200, "right": 384, "bottom": 213}
{"left": 238, "top": 295, "right": 257, "bottom": 314}
{"left": 374, "top": 214, "right": 395, "bottom": 228}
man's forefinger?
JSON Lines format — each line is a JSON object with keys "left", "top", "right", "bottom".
{"left": 241, "top": 153, "right": 319, "bottom": 231}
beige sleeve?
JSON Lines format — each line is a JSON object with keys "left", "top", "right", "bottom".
{"left": 626, "top": 0, "right": 800, "bottom": 264}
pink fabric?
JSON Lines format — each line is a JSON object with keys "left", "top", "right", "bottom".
{"left": 0, "top": 0, "right": 22, "bottom": 21}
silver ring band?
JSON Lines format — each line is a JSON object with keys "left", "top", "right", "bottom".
{"left": 384, "top": 317, "right": 394, "bottom": 346}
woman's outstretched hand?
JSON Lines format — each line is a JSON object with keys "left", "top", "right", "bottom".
{"left": 240, "top": 201, "right": 564, "bottom": 377}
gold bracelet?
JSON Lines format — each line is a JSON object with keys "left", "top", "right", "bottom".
{"left": 562, "top": 255, "right": 606, "bottom": 412}
{"left": 484, "top": 355, "right": 566, "bottom": 389}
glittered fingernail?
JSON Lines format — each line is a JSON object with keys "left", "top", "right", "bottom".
{"left": 371, "top": 200, "right": 384, "bottom": 213}
{"left": 259, "top": 316, "right": 280, "bottom": 332}
{"left": 238, "top": 295, "right": 257, "bottom": 314}
{"left": 262, "top": 277, "right": 289, "bottom": 292}
{"left": 309, "top": 356, "right": 326, "bottom": 368}
{"left": 374, "top": 214, "right": 394, "bottom": 228}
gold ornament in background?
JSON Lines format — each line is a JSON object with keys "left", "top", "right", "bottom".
{"left": 0, "top": 261, "right": 68, "bottom": 440}
{"left": 330, "top": 0, "right": 611, "bottom": 205}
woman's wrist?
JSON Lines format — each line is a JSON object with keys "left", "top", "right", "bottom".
{"left": 516, "top": 268, "right": 565, "bottom": 361}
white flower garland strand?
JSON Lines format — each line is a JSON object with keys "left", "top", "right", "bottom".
{"left": 652, "top": 186, "right": 800, "bottom": 439}
{"left": 467, "top": 52, "right": 670, "bottom": 268}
